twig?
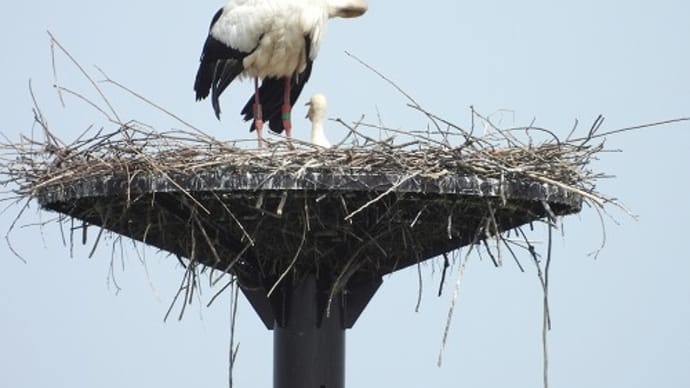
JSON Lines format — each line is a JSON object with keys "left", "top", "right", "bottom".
{"left": 5, "top": 199, "right": 31, "bottom": 264}
{"left": 344, "top": 173, "right": 419, "bottom": 221}
{"left": 47, "top": 31, "right": 121, "bottom": 123}
{"left": 344, "top": 51, "right": 420, "bottom": 108}
{"left": 437, "top": 244, "right": 474, "bottom": 367}
{"left": 437, "top": 253, "right": 450, "bottom": 297}
{"left": 228, "top": 282, "right": 240, "bottom": 388}
{"left": 267, "top": 205, "right": 309, "bottom": 297}
{"left": 541, "top": 223, "right": 554, "bottom": 388}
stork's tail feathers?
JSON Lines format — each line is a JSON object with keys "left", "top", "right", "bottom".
{"left": 193, "top": 60, "right": 215, "bottom": 101}
{"left": 195, "top": 57, "right": 243, "bottom": 119}
{"left": 211, "top": 59, "right": 244, "bottom": 119}
{"left": 241, "top": 77, "right": 284, "bottom": 132}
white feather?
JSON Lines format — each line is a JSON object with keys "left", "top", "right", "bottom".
{"left": 210, "top": 0, "right": 366, "bottom": 79}
{"left": 306, "top": 93, "right": 331, "bottom": 148}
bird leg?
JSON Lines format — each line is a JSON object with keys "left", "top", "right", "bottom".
{"left": 281, "top": 77, "right": 292, "bottom": 138}
{"left": 253, "top": 77, "right": 264, "bottom": 148}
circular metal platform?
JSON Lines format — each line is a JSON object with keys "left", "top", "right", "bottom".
{"left": 37, "top": 168, "right": 580, "bottom": 275}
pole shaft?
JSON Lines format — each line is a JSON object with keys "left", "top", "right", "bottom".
{"left": 273, "top": 275, "right": 345, "bottom": 388}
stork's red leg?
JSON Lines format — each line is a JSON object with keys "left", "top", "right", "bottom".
{"left": 253, "top": 77, "right": 264, "bottom": 148}
{"left": 282, "top": 77, "right": 292, "bottom": 138}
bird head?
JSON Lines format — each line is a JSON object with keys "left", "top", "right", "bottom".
{"left": 327, "top": 0, "right": 368, "bottom": 18}
{"left": 305, "top": 93, "right": 328, "bottom": 121}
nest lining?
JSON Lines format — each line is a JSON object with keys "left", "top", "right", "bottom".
{"left": 15, "top": 127, "right": 596, "bottom": 198}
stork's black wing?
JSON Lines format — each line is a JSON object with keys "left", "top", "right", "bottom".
{"left": 194, "top": 8, "right": 249, "bottom": 119}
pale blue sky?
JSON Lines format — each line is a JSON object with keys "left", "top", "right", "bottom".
{"left": 2, "top": 1, "right": 689, "bottom": 387}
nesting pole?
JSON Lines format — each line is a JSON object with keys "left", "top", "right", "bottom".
{"left": 34, "top": 165, "right": 581, "bottom": 387}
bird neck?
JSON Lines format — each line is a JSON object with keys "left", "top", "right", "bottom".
{"left": 310, "top": 120, "right": 330, "bottom": 147}
{"left": 326, "top": 0, "right": 368, "bottom": 18}
{"left": 311, "top": 121, "right": 325, "bottom": 140}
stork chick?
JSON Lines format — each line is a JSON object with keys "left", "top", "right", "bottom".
{"left": 306, "top": 94, "right": 331, "bottom": 148}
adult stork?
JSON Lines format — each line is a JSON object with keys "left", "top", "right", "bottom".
{"left": 193, "top": 0, "right": 368, "bottom": 144}
{"left": 306, "top": 93, "right": 332, "bottom": 148}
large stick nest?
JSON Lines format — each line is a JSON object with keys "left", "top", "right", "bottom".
{"left": 0, "top": 37, "right": 628, "bottom": 317}
{"left": 1, "top": 103, "right": 612, "bottom": 286}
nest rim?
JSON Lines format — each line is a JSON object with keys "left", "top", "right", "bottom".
{"left": 35, "top": 168, "right": 582, "bottom": 213}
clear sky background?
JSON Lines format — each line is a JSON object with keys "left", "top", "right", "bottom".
{"left": 2, "top": 1, "right": 689, "bottom": 387}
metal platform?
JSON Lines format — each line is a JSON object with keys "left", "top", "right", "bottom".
{"left": 36, "top": 168, "right": 581, "bottom": 388}
{"left": 38, "top": 169, "right": 580, "bottom": 274}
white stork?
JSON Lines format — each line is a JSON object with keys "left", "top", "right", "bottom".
{"left": 193, "top": 0, "right": 368, "bottom": 144}
{"left": 305, "top": 93, "right": 331, "bottom": 148}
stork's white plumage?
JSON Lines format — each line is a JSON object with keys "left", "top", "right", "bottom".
{"left": 306, "top": 93, "right": 331, "bottom": 148}
{"left": 193, "top": 0, "right": 367, "bottom": 144}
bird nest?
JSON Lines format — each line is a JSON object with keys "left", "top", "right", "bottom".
{"left": 0, "top": 36, "right": 626, "bottom": 320}
{"left": 1, "top": 105, "right": 616, "bottom": 293}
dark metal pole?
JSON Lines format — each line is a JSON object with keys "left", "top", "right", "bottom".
{"left": 273, "top": 275, "right": 345, "bottom": 388}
